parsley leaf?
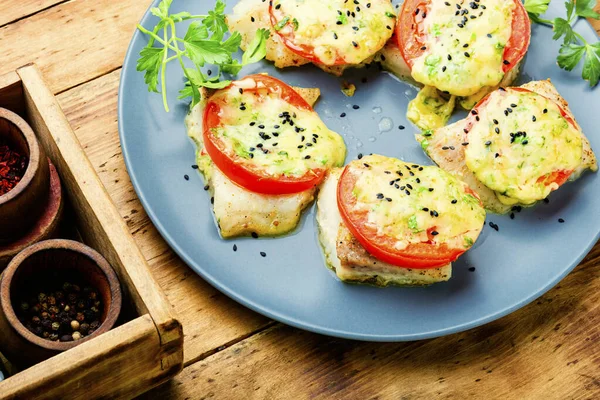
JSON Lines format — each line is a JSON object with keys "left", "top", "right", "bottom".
{"left": 524, "top": 0, "right": 550, "bottom": 17}
{"left": 527, "top": 0, "right": 600, "bottom": 87}
{"left": 557, "top": 43, "right": 586, "bottom": 70}
{"left": 576, "top": 0, "right": 600, "bottom": 19}
{"left": 136, "top": 0, "right": 269, "bottom": 111}
{"left": 242, "top": 28, "right": 270, "bottom": 65}
{"left": 202, "top": 0, "right": 228, "bottom": 40}
{"left": 136, "top": 46, "right": 163, "bottom": 93}
{"left": 582, "top": 42, "right": 600, "bottom": 86}
{"left": 552, "top": 17, "right": 576, "bottom": 43}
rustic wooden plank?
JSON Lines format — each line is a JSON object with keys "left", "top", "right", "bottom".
{"left": 145, "top": 243, "right": 600, "bottom": 399}
{"left": 0, "top": 1, "right": 66, "bottom": 27}
{"left": 0, "top": 0, "right": 153, "bottom": 95}
{"left": 56, "top": 68, "right": 271, "bottom": 366}
{"left": 0, "top": 71, "right": 26, "bottom": 117}
{"left": 0, "top": 315, "right": 172, "bottom": 400}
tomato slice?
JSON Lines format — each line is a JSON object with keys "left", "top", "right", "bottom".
{"left": 336, "top": 162, "right": 480, "bottom": 269}
{"left": 464, "top": 87, "right": 578, "bottom": 189}
{"left": 268, "top": 4, "right": 345, "bottom": 66}
{"left": 203, "top": 74, "right": 326, "bottom": 195}
{"left": 396, "top": 0, "right": 530, "bottom": 73}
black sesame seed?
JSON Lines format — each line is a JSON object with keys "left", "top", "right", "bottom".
{"left": 260, "top": 251, "right": 267, "bottom": 257}
{"left": 304, "top": 155, "right": 311, "bottom": 159}
{"left": 429, "top": 188, "right": 434, "bottom": 192}
{"left": 398, "top": 125, "right": 405, "bottom": 130}
{"left": 468, "top": 267, "right": 476, "bottom": 272}
{"left": 558, "top": 218, "right": 565, "bottom": 223}
{"left": 503, "top": 60, "right": 510, "bottom": 65}
{"left": 377, "top": 193, "right": 384, "bottom": 199}
{"left": 451, "top": 199, "right": 458, "bottom": 204}
{"left": 431, "top": 231, "right": 439, "bottom": 236}
{"left": 462, "top": 142, "right": 469, "bottom": 146}
{"left": 485, "top": 141, "right": 491, "bottom": 146}
{"left": 405, "top": 190, "right": 411, "bottom": 196}
{"left": 464, "top": 52, "right": 470, "bottom": 57}
{"left": 489, "top": 222, "right": 499, "bottom": 231}
{"left": 233, "top": 244, "right": 238, "bottom": 251}
{"left": 363, "top": 163, "right": 370, "bottom": 168}
{"left": 493, "top": 119, "right": 498, "bottom": 124}
{"left": 250, "top": 122, "right": 256, "bottom": 126}
{"left": 192, "top": 164, "right": 199, "bottom": 169}
{"left": 422, "top": 207, "right": 429, "bottom": 212}
{"left": 211, "top": 197, "right": 214, "bottom": 204}
{"left": 204, "top": 185, "right": 209, "bottom": 191}
{"left": 543, "top": 108, "right": 548, "bottom": 114}
{"left": 510, "top": 213, "right": 515, "bottom": 219}
{"left": 251, "top": 232, "right": 258, "bottom": 239}
{"left": 495, "top": 127, "right": 500, "bottom": 134}
{"left": 532, "top": 116, "right": 537, "bottom": 122}
{"left": 358, "top": 153, "right": 363, "bottom": 159}
{"left": 543, "top": 198, "right": 550, "bottom": 204}
{"left": 352, "top": 41, "right": 358, "bottom": 48}
{"left": 442, "top": 66, "right": 447, "bottom": 72}
{"left": 352, "top": 105, "right": 360, "bottom": 109}
{"left": 386, "top": 197, "right": 393, "bottom": 202}
{"left": 184, "top": 174, "right": 189, "bottom": 181}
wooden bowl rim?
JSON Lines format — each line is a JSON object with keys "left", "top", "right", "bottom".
{"left": 0, "top": 108, "right": 40, "bottom": 204}
{"left": 0, "top": 239, "right": 122, "bottom": 352}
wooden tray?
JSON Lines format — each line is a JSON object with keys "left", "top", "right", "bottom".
{"left": 0, "top": 64, "right": 183, "bottom": 399}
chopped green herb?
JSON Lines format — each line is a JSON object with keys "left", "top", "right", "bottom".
{"left": 274, "top": 16, "right": 290, "bottom": 31}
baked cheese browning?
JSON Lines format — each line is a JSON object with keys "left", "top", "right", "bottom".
{"left": 347, "top": 155, "right": 485, "bottom": 251}
{"left": 187, "top": 84, "right": 327, "bottom": 238}
{"left": 464, "top": 89, "right": 583, "bottom": 205}
{"left": 270, "top": 0, "right": 396, "bottom": 66}
{"left": 208, "top": 78, "right": 346, "bottom": 180}
{"left": 316, "top": 168, "right": 452, "bottom": 287}
{"left": 411, "top": 0, "right": 515, "bottom": 98}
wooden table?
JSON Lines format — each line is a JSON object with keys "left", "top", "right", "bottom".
{"left": 1, "top": 2, "right": 599, "bottom": 398}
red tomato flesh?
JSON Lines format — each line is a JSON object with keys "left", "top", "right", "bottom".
{"left": 464, "top": 87, "right": 578, "bottom": 189}
{"left": 396, "top": 0, "right": 530, "bottom": 73}
{"left": 336, "top": 163, "right": 478, "bottom": 269}
{"left": 203, "top": 74, "right": 326, "bottom": 195}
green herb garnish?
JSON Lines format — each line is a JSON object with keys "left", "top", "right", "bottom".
{"left": 136, "top": 0, "right": 270, "bottom": 112}
{"left": 525, "top": 0, "right": 600, "bottom": 87}
{"left": 274, "top": 16, "right": 290, "bottom": 31}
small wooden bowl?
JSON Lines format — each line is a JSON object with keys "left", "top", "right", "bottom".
{"left": 0, "top": 239, "right": 122, "bottom": 367}
{"left": 0, "top": 108, "right": 50, "bottom": 244}
{"left": 0, "top": 160, "right": 64, "bottom": 270}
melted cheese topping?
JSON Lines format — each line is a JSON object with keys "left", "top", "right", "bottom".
{"left": 272, "top": 0, "right": 395, "bottom": 65}
{"left": 348, "top": 155, "right": 485, "bottom": 250}
{"left": 211, "top": 82, "right": 346, "bottom": 178}
{"left": 411, "top": 0, "right": 514, "bottom": 97}
{"left": 465, "top": 89, "right": 583, "bottom": 205}
{"left": 407, "top": 85, "right": 456, "bottom": 130}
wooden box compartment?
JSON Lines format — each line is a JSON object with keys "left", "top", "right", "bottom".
{"left": 0, "top": 65, "right": 183, "bottom": 399}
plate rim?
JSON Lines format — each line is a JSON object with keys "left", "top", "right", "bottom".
{"left": 117, "top": 0, "right": 600, "bottom": 341}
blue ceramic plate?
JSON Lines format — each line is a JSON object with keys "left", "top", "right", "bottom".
{"left": 119, "top": 1, "right": 600, "bottom": 341}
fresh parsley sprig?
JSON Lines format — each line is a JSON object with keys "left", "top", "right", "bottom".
{"left": 136, "top": 0, "right": 269, "bottom": 112}
{"left": 525, "top": 0, "right": 600, "bottom": 87}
